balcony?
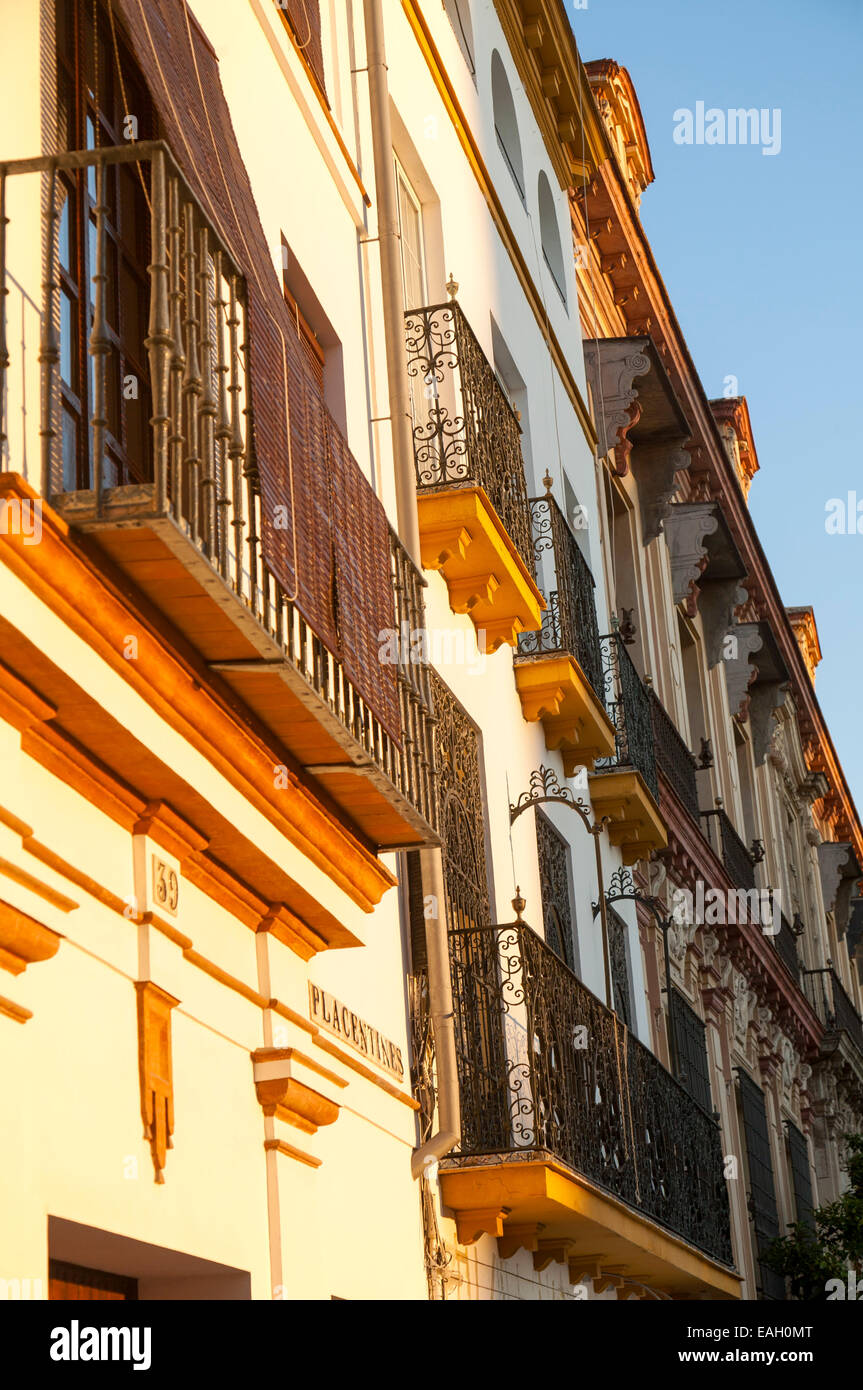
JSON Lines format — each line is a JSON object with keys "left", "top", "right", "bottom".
{"left": 699, "top": 808, "right": 756, "bottom": 892}
{"left": 772, "top": 913, "right": 802, "bottom": 985}
{"left": 649, "top": 691, "right": 700, "bottom": 824}
{"left": 803, "top": 967, "right": 863, "bottom": 1061}
{"left": 589, "top": 635, "right": 667, "bottom": 864}
{"left": 403, "top": 299, "right": 544, "bottom": 651}
{"left": 441, "top": 921, "right": 739, "bottom": 1297}
{"left": 513, "top": 494, "right": 616, "bottom": 772}
{"left": 1, "top": 142, "right": 436, "bottom": 852}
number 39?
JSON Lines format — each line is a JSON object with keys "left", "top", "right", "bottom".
{"left": 152, "top": 857, "right": 179, "bottom": 915}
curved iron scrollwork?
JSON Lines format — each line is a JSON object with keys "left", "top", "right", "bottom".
{"left": 516, "top": 494, "right": 603, "bottom": 698}
{"left": 447, "top": 920, "right": 734, "bottom": 1266}
{"left": 403, "top": 299, "right": 535, "bottom": 576}
{"left": 593, "top": 865, "right": 665, "bottom": 926}
{"left": 509, "top": 763, "right": 593, "bottom": 829}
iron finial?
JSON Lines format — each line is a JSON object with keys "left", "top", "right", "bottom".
{"left": 446, "top": 273, "right": 459, "bottom": 300}
{"left": 542, "top": 468, "right": 553, "bottom": 494}
{"left": 512, "top": 887, "right": 526, "bottom": 922}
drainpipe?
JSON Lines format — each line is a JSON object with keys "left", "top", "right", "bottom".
{"left": 362, "top": 0, "right": 420, "bottom": 562}
{"left": 362, "top": 0, "right": 460, "bottom": 1176}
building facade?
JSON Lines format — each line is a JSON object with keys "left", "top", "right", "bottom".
{"left": 0, "top": 0, "right": 859, "bottom": 1303}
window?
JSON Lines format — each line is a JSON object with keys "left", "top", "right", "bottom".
{"left": 491, "top": 51, "right": 524, "bottom": 203}
{"left": 395, "top": 160, "right": 428, "bottom": 431}
{"left": 538, "top": 171, "right": 567, "bottom": 305}
{"left": 394, "top": 158, "right": 426, "bottom": 312}
{"left": 281, "top": 237, "right": 347, "bottom": 431}
{"left": 443, "top": 0, "right": 475, "bottom": 76}
{"left": 55, "top": 0, "right": 153, "bottom": 491}
{"left": 536, "top": 810, "right": 576, "bottom": 971}
{"left": 279, "top": 0, "right": 328, "bottom": 100}
{"left": 282, "top": 281, "right": 325, "bottom": 392}
{"left": 608, "top": 906, "right": 633, "bottom": 1026}
{"left": 786, "top": 1122, "right": 815, "bottom": 1228}
{"left": 670, "top": 989, "right": 713, "bottom": 1112}
{"left": 431, "top": 670, "right": 490, "bottom": 933}
{"left": 737, "top": 1070, "right": 785, "bottom": 1300}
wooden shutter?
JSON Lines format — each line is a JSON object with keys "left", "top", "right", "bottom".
{"left": 281, "top": 0, "right": 327, "bottom": 99}
{"left": 283, "top": 284, "right": 325, "bottom": 394}
{"left": 112, "top": 0, "right": 400, "bottom": 741}
{"left": 49, "top": 1260, "right": 138, "bottom": 1301}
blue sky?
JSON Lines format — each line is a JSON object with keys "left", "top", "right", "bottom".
{"left": 568, "top": 0, "right": 863, "bottom": 811}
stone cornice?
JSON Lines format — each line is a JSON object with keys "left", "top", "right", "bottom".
{"left": 493, "top": 0, "right": 611, "bottom": 190}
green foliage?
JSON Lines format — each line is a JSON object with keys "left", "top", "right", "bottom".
{"left": 762, "top": 1133, "right": 863, "bottom": 1299}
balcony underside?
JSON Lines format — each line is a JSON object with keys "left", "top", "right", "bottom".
{"left": 417, "top": 486, "right": 544, "bottom": 651}
{"left": 440, "top": 1155, "right": 741, "bottom": 1300}
{"left": 52, "top": 485, "right": 434, "bottom": 852}
{"left": 513, "top": 653, "right": 617, "bottom": 772}
{"left": 588, "top": 769, "right": 668, "bottom": 865}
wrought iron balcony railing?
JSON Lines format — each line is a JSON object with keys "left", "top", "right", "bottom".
{"left": 594, "top": 633, "right": 659, "bottom": 801}
{"left": 772, "top": 913, "right": 801, "bottom": 985}
{"left": 403, "top": 298, "right": 535, "bottom": 576}
{"left": 700, "top": 808, "right": 756, "bottom": 892}
{"left": 803, "top": 966, "right": 863, "bottom": 1056}
{"left": 515, "top": 493, "right": 603, "bottom": 695}
{"left": 448, "top": 920, "right": 734, "bottom": 1266}
{"left": 649, "top": 691, "right": 700, "bottom": 823}
{"left": 0, "top": 142, "right": 436, "bottom": 838}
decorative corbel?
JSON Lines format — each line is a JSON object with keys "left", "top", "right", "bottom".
{"left": 818, "top": 844, "right": 862, "bottom": 938}
{"left": 0, "top": 898, "right": 62, "bottom": 977}
{"left": 497, "top": 1224, "right": 544, "bottom": 1261}
{"left": 252, "top": 1047, "right": 342, "bottom": 1133}
{"left": 722, "top": 622, "right": 763, "bottom": 716}
{"left": 635, "top": 440, "right": 691, "bottom": 543}
{"left": 749, "top": 682, "right": 791, "bottom": 766}
{"left": 533, "top": 1238, "right": 578, "bottom": 1273}
{"left": 664, "top": 502, "right": 720, "bottom": 605}
{"left": 583, "top": 339, "right": 652, "bottom": 466}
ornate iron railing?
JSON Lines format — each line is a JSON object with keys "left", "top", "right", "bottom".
{"left": 700, "top": 808, "right": 756, "bottom": 891}
{"left": 447, "top": 920, "right": 734, "bottom": 1266}
{"left": 403, "top": 299, "right": 535, "bottom": 576}
{"left": 772, "top": 913, "right": 801, "bottom": 984}
{"left": 0, "top": 143, "right": 436, "bottom": 834}
{"left": 649, "top": 691, "right": 700, "bottom": 823}
{"left": 594, "top": 633, "right": 659, "bottom": 801}
{"left": 803, "top": 967, "right": 863, "bottom": 1055}
{"left": 515, "top": 494, "right": 603, "bottom": 695}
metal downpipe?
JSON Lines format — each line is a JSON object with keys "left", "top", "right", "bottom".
{"left": 362, "top": 0, "right": 460, "bottom": 1176}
